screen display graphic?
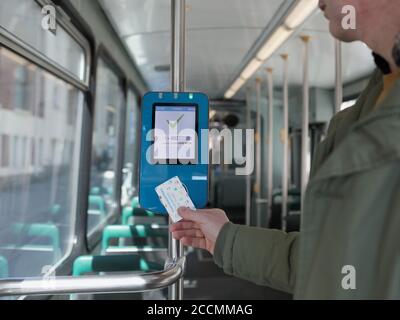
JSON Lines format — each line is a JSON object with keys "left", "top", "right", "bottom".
{"left": 153, "top": 105, "right": 197, "bottom": 161}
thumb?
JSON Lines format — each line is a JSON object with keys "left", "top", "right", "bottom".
{"left": 178, "top": 207, "right": 201, "bottom": 222}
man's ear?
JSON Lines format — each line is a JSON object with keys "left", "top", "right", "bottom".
{"left": 393, "top": 33, "right": 400, "bottom": 68}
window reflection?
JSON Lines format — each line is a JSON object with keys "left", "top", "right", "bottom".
{"left": 0, "top": 47, "right": 83, "bottom": 277}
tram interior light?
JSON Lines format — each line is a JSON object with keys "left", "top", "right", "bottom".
{"left": 256, "top": 27, "right": 293, "bottom": 61}
{"left": 284, "top": 0, "right": 319, "bottom": 30}
{"left": 241, "top": 58, "right": 264, "bottom": 79}
{"left": 224, "top": 0, "right": 319, "bottom": 99}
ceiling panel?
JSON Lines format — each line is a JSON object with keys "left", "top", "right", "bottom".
{"left": 100, "top": 0, "right": 285, "bottom": 97}
{"left": 101, "top": 0, "right": 170, "bottom": 36}
{"left": 235, "top": 12, "right": 375, "bottom": 98}
{"left": 101, "top": 0, "right": 284, "bottom": 35}
{"left": 186, "top": 28, "right": 265, "bottom": 97}
{"left": 100, "top": 0, "right": 376, "bottom": 99}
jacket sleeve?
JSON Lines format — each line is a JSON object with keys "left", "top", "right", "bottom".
{"left": 213, "top": 222, "right": 300, "bottom": 294}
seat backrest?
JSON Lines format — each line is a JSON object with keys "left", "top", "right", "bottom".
{"left": 0, "top": 256, "right": 8, "bottom": 278}
{"left": 89, "top": 195, "right": 106, "bottom": 215}
{"left": 72, "top": 254, "right": 163, "bottom": 276}
{"left": 216, "top": 174, "right": 247, "bottom": 208}
{"left": 11, "top": 223, "right": 61, "bottom": 257}
{"left": 102, "top": 224, "right": 168, "bottom": 250}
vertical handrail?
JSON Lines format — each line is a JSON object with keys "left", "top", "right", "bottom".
{"left": 280, "top": 54, "right": 289, "bottom": 231}
{"left": 255, "top": 77, "right": 262, "bottom": 227}
{"left": 335, "top": 39, "right": 343, "bottom": 113}
{"left": 245, "top": 86, "right": 252, "bottom": 226}
{"left": 171, "top": 0, "right": 186, "bottom": 93}
{"left": 300, "top": 35, "right": 310, "bottom": 210}
{"left": 266, "top": 68, "right": 274, "bottom": 227}
{"left": 169, "top": 0, "right": 186, "bottom": 300}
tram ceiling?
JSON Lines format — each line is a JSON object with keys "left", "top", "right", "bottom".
{"left": 99, "top": 0, "right": 375, "bottom": 100}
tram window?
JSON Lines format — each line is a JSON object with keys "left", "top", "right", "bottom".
{"left": 21, "top": 137, "right": 27, "bottom": 167}
{"left": 0, "top": 0, "right": 86, "bottom": 81}
{"left": 1, "top": 135, "right": 10, "bottom": 167}
{"left": 31, "top": 138, "right": 35, "bottom": 167}
{"left": 14, "top": 66, "right": 29, "bottom": 111}
{"left": 87, "top": 58, "right": 124, "bottom": 237}
{"left": 121, "top": 89, "right": 139, "bottom": 206}
{"left": 0, "top": 47, "right": 84, "bottom": 277}
{"left": 12, "top": 137, "right": 18, "bottom": 168}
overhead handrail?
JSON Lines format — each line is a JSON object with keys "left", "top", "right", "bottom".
{"left": 0, "top": 257, "right": 185, "bottom": 297}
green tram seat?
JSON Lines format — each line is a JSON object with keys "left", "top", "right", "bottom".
{"left": 102, "top": 224, "right": 168, "bottom": 253}
{"left": 122, "top": 196, "right": 168, "bottom": 225}
{"left": 89, "top": 195, "right": 107, "bottom": 215}
{"left": 88, "top": 195, "right": 108, "bottom": 231}
{"left": 10, "top": 223, "right": 62, "bottom": 260}
{"left": 0, "top": 256, "right": 8, "bottom": 278}
{"left": 122, "top": 207, "right": 160, "bottom": 225}
{"left": 131, "top": 196, "right": 139, "bottom": 209}
{"left": 71, "top": 254, "right": 164, "bottom": 300}
{"left": 72, "top": 254, "right": 163, "bottom": 276}
{"left": 270, "top": 189, "right": 301, "bottom": 231}
{"left": 0, "top": 223, "right": 61, "bottom": 277}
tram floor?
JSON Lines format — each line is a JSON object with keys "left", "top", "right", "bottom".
{"left": 183, "top": 249, "right": 292, "bottom": 300}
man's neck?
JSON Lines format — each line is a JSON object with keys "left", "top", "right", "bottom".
{"left": 362, "top": 14, "right": 400, "bottom": 73}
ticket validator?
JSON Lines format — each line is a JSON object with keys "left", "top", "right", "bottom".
{"left": 139, "top": 92, "right": 209, "bottom": 213}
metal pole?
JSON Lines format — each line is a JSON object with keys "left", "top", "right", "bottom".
{"left": 280, "top": 54, "right": 289, "bottom": 231}
{"left": 254, "top": 78, "right": 261, "bottom": 227}
{"left": 255, "top": 77, "right": 262, "bottom": 227}
{"left": 169, "top": 0, "right": 185, "bottom": 301}
{"left": 335, "top": 39, "right": 343, "bottom": 113}
{"left": 300, "top": 35, "right": 310, "bottom": 211}
{"left": 266, "top": 68, "right": 274, "bottom": 227}
{"left": 245, "top": 86, "right": 252, "bottom": 226}
{"left": 171, "top": 0, "right": 186, "bottom": 93}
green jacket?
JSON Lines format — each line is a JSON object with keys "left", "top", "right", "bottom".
{"left": 214, "top": 69, "right": 400, "bottom": 299}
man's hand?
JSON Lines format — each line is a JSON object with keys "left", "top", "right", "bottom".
{"left": 170, "top": 207, "right": 230, "bottom": 255}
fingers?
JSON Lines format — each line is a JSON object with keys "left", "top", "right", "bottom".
{"left": 180, "top": 237, "right": 207, "bottom": 250}
{"left": 169, "top": 221, "right": 199, "bottom": 232}
{"left": 172, "top": 229, "right": 204, "bottom": 239}
{"left": 178, "top": 207, "right": 202, "bottom": 223}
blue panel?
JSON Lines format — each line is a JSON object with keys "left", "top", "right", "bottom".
{"left": 139, "top": 92, "right": 209, "bottom": 214}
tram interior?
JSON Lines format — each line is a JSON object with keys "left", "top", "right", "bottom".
{"left": 0, "top": 0, "right": 375, "bottom": 300}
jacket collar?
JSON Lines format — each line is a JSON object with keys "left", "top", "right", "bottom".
{"left": 373, "top": 53, "right": 392, "bottom": 75}
{"left": 376, "top": 73, "right": 400, "bottom": 110}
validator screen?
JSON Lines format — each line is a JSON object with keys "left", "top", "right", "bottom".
{"left": 153, "top": 105, "right": 197, "bottom": 162}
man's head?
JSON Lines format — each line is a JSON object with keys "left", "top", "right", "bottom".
{"left": 318, "top": 0, "right": 399, "bottom": 43}
{"left": 318, "top": 0, "right": 358, "bottom": 42}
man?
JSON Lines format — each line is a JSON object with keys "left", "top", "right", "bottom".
{"left": 171, "top": 0, "right": 400, "bottom": 299}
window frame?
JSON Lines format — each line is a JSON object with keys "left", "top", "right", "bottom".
{"left": 0, "top": 0, "right": 91, "bottom": 91}
{"left": 125, "top": 81, "right": 141, "bottom": 194}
